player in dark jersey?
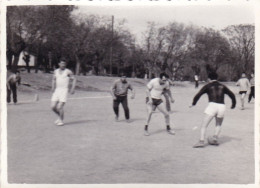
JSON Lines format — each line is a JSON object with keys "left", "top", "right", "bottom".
{"left": 111, "top": 73, "right": 135, "bottom": 122}
{"left": 190, "top": 72, "right": 236, "bottom": 148}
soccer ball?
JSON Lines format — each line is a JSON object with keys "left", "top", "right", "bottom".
{"left": 207, "top": 136, "right": 219, "bottom": 146}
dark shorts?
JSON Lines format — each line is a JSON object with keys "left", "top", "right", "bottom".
{"left": 239, "top": 91, "right": 247, "bottom": 95}
{"left": 146, "top": 97, "right": 163, "bottom": 110}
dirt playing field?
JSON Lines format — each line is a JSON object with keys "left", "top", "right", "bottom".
{"left": 6, "top": 72, "right": 255, "bottom": 184}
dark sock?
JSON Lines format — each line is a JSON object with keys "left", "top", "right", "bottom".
{"left": 145, "top": 125, "right": 148, "bottom": 131}
{"left": 166, "top": 125, "right": 171, "bottom": 130}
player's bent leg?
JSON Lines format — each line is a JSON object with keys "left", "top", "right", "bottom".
{"left": 7, "top": 88, "right": 11, "bottom": 103}
{"left": 12, "top": 85, "right": 17, "bottom": 103}
{"left": 144, "top": 104, "right": 153, "bottom": 136}
{"left": 208, "top": 116, "right": 224, "bottom": 146}
{"left": 122, "top": 97, "right": 130, "bottom": 120}
{"left": 193, "top": 114, "right": 214, "bottom": 148}
{"left": 157, "top": 103, "right": 175, "bottom": 135}
{"left": 241, "top": 93, "right": 246, "bottom": 109}
{"left": 51, "top": 101, "right": 59, "bottom": 115}
{"left": 56, "top": 102, "right": 65, "bottom": 125}
{"left": 200, "top": 114, "right": 214, "bottom": 141}
{"left": 113, "top": 99, "right": 120, "bottom": 121}
{"left": 157, "top": 103, "right": 170, "bottom": 125}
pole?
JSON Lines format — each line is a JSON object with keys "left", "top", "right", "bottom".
{"left": 132, "top": 40, "right": 135, "bottom": 78}
{"left": 109, "top": 15, "right": 114, "bottom": 75}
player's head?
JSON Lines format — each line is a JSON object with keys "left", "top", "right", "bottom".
{"left": 159, "top": 73, "right": 168, "bottom": 84}
{"left": 13, "top": 70, "right": 20, "bottom": 76}
{"left": 208, "top": 72, "right": 218, "bottom": 81}
{"left": 59, "top": 60, "right": 67, "bottom": 70}
{"left": 251, "top": 73, "right": 254, "bottom": 78}
{"left": 120, "top": 72, "right": 127, "bottom": 82}
{"left": 241, "top": 72, "right": 246, "bottom": 78}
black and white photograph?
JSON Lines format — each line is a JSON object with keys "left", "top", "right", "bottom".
{"left": 0, "top": 0, "right": 259, "bottom": 187}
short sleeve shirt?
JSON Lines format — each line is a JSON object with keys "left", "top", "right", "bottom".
{"left": 147, "top": 78, "right": 169, "bottom": 99}
{"left": 236, "top": 78, "right": 250, "bottom": 91}
{"left": 113, "top": 79, "right": 133, "bottom": 96}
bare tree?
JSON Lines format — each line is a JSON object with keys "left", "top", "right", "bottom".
{"left": 223, "top": 24, "right": 255, "bottom": 76}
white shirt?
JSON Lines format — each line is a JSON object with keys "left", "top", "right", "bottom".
{"left": 54, "top": 68, "right": 72, "bottom": 89}
{"left": 236, "top": 77, "right": 250, "bottom": 91}
{"left": 147, "top": 78, "right": 170, "bottom": 99}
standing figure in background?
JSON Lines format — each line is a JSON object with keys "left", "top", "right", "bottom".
{"left": 194, "top": 74, "right": 199, "bottom": 88}
{"left": 248, "top": 73, "right": 255, "bottom": 103}
{"left": 236, "top": 72, "right": 250, "bottom": 110}
{"left": 7, "top": 71, "right": 21, "bottom": 104}
{"left": 23, "top": 52, "right": 31, "bottom": 73}
{"left": 111, "top": 73, "right": 135, "bottom": 122}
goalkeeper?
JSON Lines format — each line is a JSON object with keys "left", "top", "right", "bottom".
{"left": 190, "top": 72, "right": 236, "bottom": 148}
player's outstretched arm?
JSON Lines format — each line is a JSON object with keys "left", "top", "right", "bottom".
{"left": 110, "top": 81, "right": 117, "bottom": 100}
{"left": 70, "top": 76, "right": 76, "bottom": 94}
{"left": 224, "top": 86, "right": 236, "bottom": 109}
{"left": 247, "top": 79, "right": 251, "bottom": 90}
{"left": 192, "top": 84, "right": 208, "bottom": 106}
{"left": 235, "top": 80, "right": 240, "bottom": 86}
{"left": 130, "top": 87, "right": 135, "bottom": 99}
{"left": 146, "top": 87, "right": 153, "bottom": 104}
{"left": 6, "top": 75, "right": 13, "bottom": 90}
{"left": 51, "top": 73, "right": 56, "bottom": 92}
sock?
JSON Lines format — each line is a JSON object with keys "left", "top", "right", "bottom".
{"left": 145, "top": 125, "right": 148, "bottom": 131}
{"left": 166, "top": 125, "right": 171, "bottom": 130}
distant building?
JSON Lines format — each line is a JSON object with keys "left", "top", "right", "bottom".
{"left": 17, "top": 51, "right": 36, "bottom": 67}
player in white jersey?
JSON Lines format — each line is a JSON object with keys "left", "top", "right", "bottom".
{"left": 144, "top": 73, "right": 175, "bottom": 136}
{"left": 51, "top": 61, "right": 76, "bottom": 126}
{"left": 236, "top": 72, "right": 250, "bottom": 110}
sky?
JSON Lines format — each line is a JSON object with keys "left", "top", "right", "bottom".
{"left": 74, "top": 4, "right": 254, "bottom": 44}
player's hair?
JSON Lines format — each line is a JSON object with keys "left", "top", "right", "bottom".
{"left": 159, "top": 73, "right": 168, "bottom": 79}
{"left": 208, "top": 72, "right": 218, "bottom": 80}
{"left": 59, "top": 59, "right": 67, "bottom": 64}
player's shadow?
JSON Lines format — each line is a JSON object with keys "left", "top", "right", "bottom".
{"left": 65, "top": 119, "right": 96, "bottom": 126}
{"left": 116, "top": 118, "right": 145, "bottom": 123}
{"left": 218, "top": 135, "right": 242, "bottom": 145}
{"left": 151, "top": 128, "right": 184, "bottom": 135}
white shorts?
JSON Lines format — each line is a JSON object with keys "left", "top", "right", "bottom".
{"left": 204, "top": 102, "right": 226, "bottom": 118}
{"left": 51, "top": 88, "right": 68, "bottom": 103}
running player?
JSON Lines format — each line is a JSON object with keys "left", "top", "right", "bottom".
{"left": 7, "top": 70, "right": 21, "bottom": 104}
{"left": 144, "top": 73, "right": 175, "bottom": 136}
{"left": 111, "top": 73, "right": 135, "bottom": 122}
{"left": 190, "top": 72, "right": 236, "bottom": 148}
{"left": 51, "top": 60, "right": 76, "bottom": 126}
{"left": 236, "top": 72, "right": 250, "bottom": 110}
{"left": 194, "top": 74, "right": 199, "bottom": 88}
{"left": 248, "top": 73, "right": 255, "bottom": 103}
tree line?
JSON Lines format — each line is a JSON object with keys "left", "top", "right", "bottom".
{"left": 7, "top": 5, "right": 254, "bottom": 81}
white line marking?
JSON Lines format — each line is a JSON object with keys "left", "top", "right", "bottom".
{"left": 68, "top": 96, "right": 112, "bottom": 100}
{"left": 36, "top": 95, "right": 112, "bottom": 102}
{"left": 192, "top": 126, "right": 198, "bottom": 130}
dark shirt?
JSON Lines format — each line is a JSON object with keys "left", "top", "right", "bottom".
{"left": 192, "top": 81, "right": 236, "bottom": 108}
